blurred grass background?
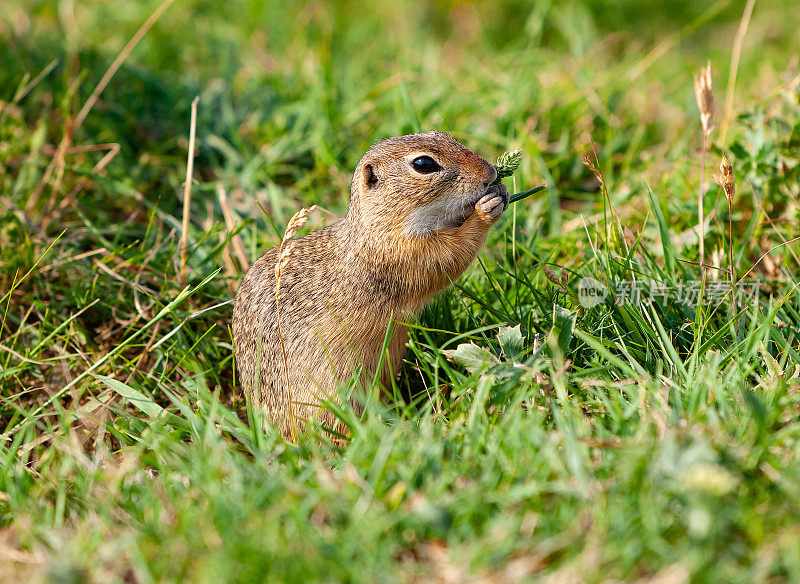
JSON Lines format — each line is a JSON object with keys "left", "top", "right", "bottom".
{"left": 1, "top": 0, "right": 799, "bottom": 582}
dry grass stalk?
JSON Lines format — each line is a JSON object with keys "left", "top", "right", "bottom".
{"left": 720, "top": 0, "right": 755, "bottom": 144}
{"left": 178, "top": 96, "right": 200, "bottom": 286}
{"left": 25, "top": 0, "right": 175, "bottom": 216}
{"left": 753, "top": 200, "right": 800, "bottom": 273}
{"left": 738, "top": 236, "right": 800, "bottom": 284}
{"left": 274, "top": 205, "right": 319, "bottom": 442}
{"left": 44, "top": 142, "right": 121, "bottom": 230}
{"left": 216, "top": 184, "right": 250, "bottom": 271}
{"left": 8, "top": 58, "right": 58, "bottom": 106}
{"left": 712, "top": 156, "right": 736, "bottom": 288}
{"left": 72, "top": 0, "right": 176, "bottom": 131}
{"left": 0, "top": 343, "right": 48, "bottom": 366}
{"left": 218, "top": 232, "right": 238, "bottom": 295}
{"left": 583, "top": 145, "right": 629, "bottom": 253}
{"left": 694, "top": 61, "right": 715, "bottom": 267}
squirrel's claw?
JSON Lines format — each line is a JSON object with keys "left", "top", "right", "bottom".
{"left": 474, "top": 184, "right": 509, "bottom": 222}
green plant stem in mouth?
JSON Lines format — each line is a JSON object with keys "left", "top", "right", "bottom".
{"left": 509, "top": 184, "right": 547, "bottom": 204}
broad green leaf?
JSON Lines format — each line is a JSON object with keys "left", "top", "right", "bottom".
{"left": 497, "top": 325, "right": 525, "bottom": 360}
{"left": 443, "top": 343, "right": 500, "bottom": 373}
{"left": 552, "top": 305, "right": 576, "bottom": 356}
{"left": 96, "top": 374, "right": 166, "bottom": 419}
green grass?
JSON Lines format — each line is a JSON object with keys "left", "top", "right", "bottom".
{"left": 1, "top": 0, "right": 800, "bottom": 582}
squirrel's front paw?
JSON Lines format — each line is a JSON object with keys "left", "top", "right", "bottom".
{"left": 474, "top": 184, "right": 509, "bottom": 222}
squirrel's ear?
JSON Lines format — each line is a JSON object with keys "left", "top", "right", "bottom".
{"left": 363, "top": 163, "right": 379, "bottom": 189}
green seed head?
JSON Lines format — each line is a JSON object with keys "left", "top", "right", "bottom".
{"left": 494, "top": 149, "right": 523, "bottom": 182}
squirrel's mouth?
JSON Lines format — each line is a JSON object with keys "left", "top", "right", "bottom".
{"left": 452, "top": 188, "right": 491, "bottom": 225}
{"left": 450, "top": 198, "right": 478, "bottom": 227}
{"left": 440, "top": 185, "right": 494, "bottom": 230}
{"left": 404, "top": 187, "right": 489, "bottom": 236}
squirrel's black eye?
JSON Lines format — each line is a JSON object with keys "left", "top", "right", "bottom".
{"left": 411, "top": 155, "right": 441, "bottom": 174}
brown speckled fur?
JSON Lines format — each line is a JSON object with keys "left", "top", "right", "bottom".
{"left": 232, "top": 131, "right": 508, "bottom": 439}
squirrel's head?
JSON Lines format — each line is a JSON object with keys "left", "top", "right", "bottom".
{"left": 347, "top": 131, "right": 496, "bottom": 237}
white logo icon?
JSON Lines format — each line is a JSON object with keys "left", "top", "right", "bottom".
{"left": 578, "top": 277, "right": 608, "bottom": 308}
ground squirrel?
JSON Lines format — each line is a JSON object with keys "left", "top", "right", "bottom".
{"left": 232, "top": 131, "right": 508, "bottom": 439}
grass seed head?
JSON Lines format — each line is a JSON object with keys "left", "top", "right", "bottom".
{"left": 494, "top": 149, "right": 523, "bottom": 181}
{"left": 543, "top": 265, "right": 561, "bottom": 287}
{"left": 712, "top": 156, "right": 735, "bottom": 203}
{"left": 582, "top": 153, "right": 604, "bottom": 186}
{"left": 560, "top": 268, "right": 569, "bottom": 289}
{"left": 274, "top": 241, "right": 296, "bottom": 285}
{"left": 694, "top": 61, "right": 715, "bottom": 137}
{"left": 281, "top": 205, "right": 318, "bottom": 244}
{"left": 274, "top": 206, "right": 318, "bottom": 287}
